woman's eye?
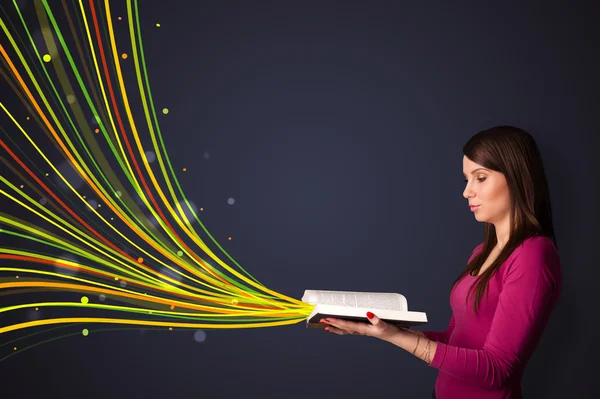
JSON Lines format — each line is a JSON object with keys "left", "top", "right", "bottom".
{"left": 463, "top": 178, "right": 486, "bottom": 183}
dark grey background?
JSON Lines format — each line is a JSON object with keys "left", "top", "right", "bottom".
{"left": 1, "top": 1, "right": 598, "bottom": 398}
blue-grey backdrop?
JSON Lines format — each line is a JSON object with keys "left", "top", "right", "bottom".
{"left": 0, "top": 1, "right": 597, "bottom": 398}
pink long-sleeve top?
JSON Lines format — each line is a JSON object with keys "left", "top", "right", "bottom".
{"left": 422, "top": 235, "right": 562, "bottom": 399}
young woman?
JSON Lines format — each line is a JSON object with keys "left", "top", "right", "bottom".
{"left": 320, "top": 126, "right": 562, "bottom": 399}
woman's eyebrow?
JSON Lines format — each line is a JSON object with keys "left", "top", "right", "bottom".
{"left": 462, "top": 167, "right": 489, "bottom": 176}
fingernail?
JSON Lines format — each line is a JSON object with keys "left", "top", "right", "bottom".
{"left": 366, "top": 312, "right": 374, "bottom": 319}
{"left": 325, "top": 328, "right": 330, "bottom": 332}
{"left": 319, "top": 320, "right": 327, "bottom": 324}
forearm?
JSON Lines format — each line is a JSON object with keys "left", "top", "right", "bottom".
{"left": 383, "top": 328, "right": 437, "bottom": 364}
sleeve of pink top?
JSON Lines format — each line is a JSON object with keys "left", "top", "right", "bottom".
{"left": 427, "top": 240, "right": 559, "bottom": 389}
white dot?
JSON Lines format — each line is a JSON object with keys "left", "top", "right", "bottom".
{"left": 99, "top": 294, "right": 106, "bottom": 301}
{"left": 55, "top": 161, "right": 84, "bottom": 190}
{"left": 145, "top": 151, "right": 156, "bottom": 163}
{"left": 53, "top": 253, "right": 78, "bottom": 276}
{"left": 27, "top": 309, "right": 42, "bottom": 321}
{"left": 32, "top": 27, "right": 59, "bottom": 58}
{"left": 160, "top": 267, "right": 183, "bottom": 282}
{"left": 178, "top": 200, "right": 198, "bottom": 224}
{"left": 147, "top": 214, "right": 160, "bottom": 228}
{"left": 227, "top": 197, "right": 235, "bottom": 205}
{"left": 193, "top": 330, "right": 207, "bottom": 342}
{"left": 86, "top": 199, "right": 98, "bottom": 211}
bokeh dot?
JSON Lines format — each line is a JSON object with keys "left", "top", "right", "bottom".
{"left": 137, "top": 257, "right": 143, "bottom": 263}
{"left": 67, "top": 94, "right": 76, "bottom": 104}
{"left": 81, "top": 296, "right": 89, "bottom": 304}
{"left": 193, "top": 330, "right": 206, "bottom": 343}
{"left": 99, "top": 294, "right": 106, "bottom": 301}
{"left": 39, "top": 197, "right": 47, "bottom": 205}
{"left": 162, "top": 108, "right": 169, "bottom": 114}
{"left": 86, "top": 199, "right": 98, "bottom": 211}
{"left": 231, "top": 299, "right": 239, "bottom": 305}
{"left": 145, "top": 151, "right": 156, "bottom": 163}
{"left": 120, "top": 280, "right": 127, "bottom": 288}
{"left": 177, "top": 250, "right": 183, "bottom": 256}
{"left": 27, "top": 309, "right": 42, "bottom": 321}
{"left": 121, "top": 53, "right": 128, "bottom": 59}
{"left": 227, "top": 197, "right": 235, "bottom": 205}
{"left": 82, "top": 329, "right": 89, "bottom": 336}
{"left": 115, "top": 190, "right": 122, "bottom": 198}
{"left": 156, "top": 23, "right": 161, "bottom": 27}
{"left": 42, "top": 54, "right": 51, "bottom": 62}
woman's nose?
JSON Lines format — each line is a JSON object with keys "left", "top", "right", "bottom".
{"left": 463, "top": 187, "right": 475, "bottom": 199}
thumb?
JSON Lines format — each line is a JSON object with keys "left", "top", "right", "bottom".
{"left": 366, "top": 311, "right": 381, "bottom": 325}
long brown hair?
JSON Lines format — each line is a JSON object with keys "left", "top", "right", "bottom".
{"left": 452, "top": 126, "right": 558, "bottom": 316}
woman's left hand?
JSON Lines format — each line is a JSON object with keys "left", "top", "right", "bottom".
{"left": 320, "top": 312, "right": 404, "bottom": 342}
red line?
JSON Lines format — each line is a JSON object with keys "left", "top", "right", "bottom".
{"left": 87, "top": 1, "right": 231, "bottom": 288}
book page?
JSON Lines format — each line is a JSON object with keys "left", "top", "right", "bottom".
{"left": 302, "top": 290, "right": 407, "bottom": 311}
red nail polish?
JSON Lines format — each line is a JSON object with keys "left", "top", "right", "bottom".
{"left": 325, "top": 328, "right": 330, "bottom": 332}
{"left": 366, "top": 312, "right": 374, "bottom": 319}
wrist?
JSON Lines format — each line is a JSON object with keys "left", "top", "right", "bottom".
{"left": 381, "top": 325, "right": 409, "bottom": 343}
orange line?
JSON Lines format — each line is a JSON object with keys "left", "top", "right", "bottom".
{"left": 87, "top": 1, "right": 232, "bottom": 288}
{"left": 0, "top": 280, "right": 237, "bottom": 313}
{"left": 0, "top": 43, "right": 225, "bottom": 293}
{"left": 0, "top": 137, "right": 181, "bottom": 287}
{"left": 0, "top": 254, "right": 275, "bottom": 311}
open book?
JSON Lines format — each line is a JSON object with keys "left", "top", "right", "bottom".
{"left": 302, "top": 289, "right": 428, "bottom": 329}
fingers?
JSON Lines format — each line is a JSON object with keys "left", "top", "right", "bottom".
{"left": 321, "top": 318, "right": 369, "bottom": 336}
{"left": 366, "top": 311, "right": 381, "bottom": 326}
{"left": 325, "top": 325, "right": 351, "bottom": 335}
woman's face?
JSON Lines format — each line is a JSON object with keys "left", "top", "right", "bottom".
{"left": 462, "top": 156, "right": 511, "bottom": 225}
